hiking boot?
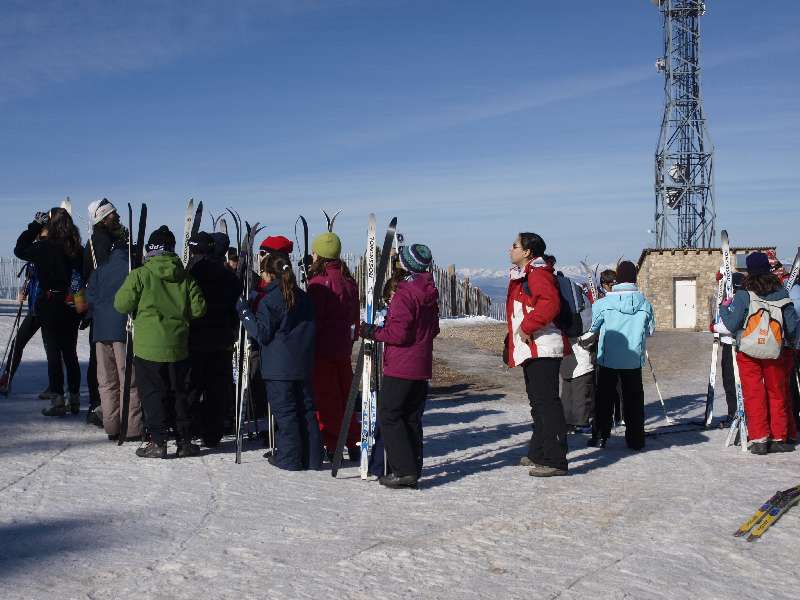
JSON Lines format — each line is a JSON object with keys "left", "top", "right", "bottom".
{"left": 529, "top": 465, "right": 568, "bottom": 477}
{"left": 768, "top": 441, "right": 795, "bottom": 453}
{"left": 42, "top": 396, "right": 67, "bottom": 417}
{"left": 749, "top": 441, "right": 769, "bottom": 455}
{"left": 176, "top": 442, "right": 200, "bottom": 458}
{"left": 136, "top": 441, "right": 167, "bottom": 459}
{"left": 378, "top": 473, "right": 418, "bottom": 489}
{"left": 68, "top": 393, "right": 80, "bottom": 415}
{"left": 519, "top": 456, "right": 535, "bottom": 467}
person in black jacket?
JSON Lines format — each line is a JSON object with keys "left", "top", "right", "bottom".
{"left": 236, "top": 252, "right": 321, "bottom": 470}
{"left": 83, "top": 199, "right": 125, "bottom": 423}
{"left": 14, "top": 208, "right": 83, "bottom": 416}
{"left": 187, "top": 232, "right": 242, "bottom": 447}
{"left": 87, "top": 239, "right": 144, "bottom": 440}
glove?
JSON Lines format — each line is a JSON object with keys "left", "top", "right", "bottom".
{"left": 715, "top": 270, "right": 723, "bottom": 281}
{"left": 721, "top": 297, "right": 733, "bottom": 307}
{"left": 708, "top": 322, "right": 716, "bottom": 333}
{"left": 34, "top": 211, "right": 49, "bottom": 226}
{"left": 577, "top": 330, "right": 598, "bottom": 349}
{"left": 360, "top": 322, "right": 377, "bottom": 340}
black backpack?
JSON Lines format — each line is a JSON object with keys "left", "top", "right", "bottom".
{"left": 522, "top": 271, "right": 586, "bottom": 338}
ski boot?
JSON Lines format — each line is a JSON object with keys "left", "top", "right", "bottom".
{"left": 41, "top": 395, "right": 67, "bottom": 417}
{"left": 68, "top": 393, "right": 80, "bottom": 415}
{"left": 749, "top": 441, "right": 769, "bottom": 455}
{"left": 136, "top": 441, "right": 167, "bottom": 459}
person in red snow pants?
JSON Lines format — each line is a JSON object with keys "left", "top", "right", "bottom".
{"left": 306, "top": 232, "right": 361, "bottom": 459}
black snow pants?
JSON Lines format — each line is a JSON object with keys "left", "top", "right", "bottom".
{"left": 135, "top": 357, "right": 192, "bottom": 445}
{"left": 189, "top": 349, "right": 233, "bottom": 447}
{"left": 523, "top": 358, "right": 568, "bottom": 471}
{"left": 596, "top": 366, "right": 645, "bottom": 450}
{"left": 38, "top": 295, "right": 81, "bottom": 396}
{"left": 379, "top": 376, "right": 428, "bottom": 478}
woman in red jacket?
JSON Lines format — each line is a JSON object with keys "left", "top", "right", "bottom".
{"left": 361, "top": 244, "right": 440, "bottom": 489}
{"left": 505, "top": 232, "right": 570, "bottom": 477}
{"left": 307, "top": 232, "right": 362, "bottom": 461}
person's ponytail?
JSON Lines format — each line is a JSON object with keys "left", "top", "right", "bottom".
{"left": 279, "top": 259, "right": 296, "bottom": 311}
{"left": 262, "top": 253, "right": 297, "bottom": 311}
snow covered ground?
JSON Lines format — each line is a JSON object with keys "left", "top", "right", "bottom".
{"left": 1, "top": 304, "right": 799, "bottom": 600}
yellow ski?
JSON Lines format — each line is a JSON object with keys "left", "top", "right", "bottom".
{"left": 745, "top": 487, "right": 800, "bottom": 541}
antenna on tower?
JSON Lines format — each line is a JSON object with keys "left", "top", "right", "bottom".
{"left": 653, "top": 0, "right": 715, "bottom": 248}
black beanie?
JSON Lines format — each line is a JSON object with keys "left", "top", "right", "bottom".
{"left": 616, "top": 261, "right": 638, "bottom": 284}
{"left": 146, "top": 226, "right": 176, "bottom": 253}
{"left": 211, "top": 232, "right": 230, "bottom": 259}
{"left": 189, "top": 231, "right": 214, "bottom": 256}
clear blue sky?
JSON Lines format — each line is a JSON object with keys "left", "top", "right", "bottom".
{"left": 1, "top": 0, "right": 798, "bottom": 274}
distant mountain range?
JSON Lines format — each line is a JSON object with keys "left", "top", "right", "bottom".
{"left": 459, "top": 265, "right": 604, "bottom": 302}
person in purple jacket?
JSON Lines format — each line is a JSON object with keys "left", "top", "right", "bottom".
{"left": 360, "top": 243, "right": 440, "bottom": 489}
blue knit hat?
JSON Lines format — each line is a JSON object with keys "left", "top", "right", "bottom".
{"left": 746, "top": 252, "right": 771, "bottom": 276}
{"left": 399, "top": 244, "right": 432, "bottom": 273}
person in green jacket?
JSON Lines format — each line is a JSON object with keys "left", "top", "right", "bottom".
{"left": 114, "top": 226, "right": 206, "bottom": 459}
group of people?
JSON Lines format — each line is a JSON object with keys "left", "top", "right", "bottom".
{"left": 4, "top": 200, "right": 439, "bottom": 490}
{"left": 504, "top": 232, "right": 800, "bottom": 480}
{"left": 4, "top": 205, "right": 799, "bottom": 487}
{"left": 504, "top": 233, "right": 656, "bottom": 477}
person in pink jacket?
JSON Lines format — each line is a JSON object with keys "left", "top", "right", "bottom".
{"left": 360, "top": 243, "right": 440, "bottom": 489}
{"left": 307, "top": 232, "right": 361, "bottom": 461}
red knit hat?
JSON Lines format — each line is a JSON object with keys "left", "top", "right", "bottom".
{"left": 259, "top": 235, "right": 293, "bottom": 254}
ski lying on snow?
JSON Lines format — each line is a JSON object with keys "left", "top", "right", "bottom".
{"left": 734, "top": 485, "right": 800, "bottom": 540}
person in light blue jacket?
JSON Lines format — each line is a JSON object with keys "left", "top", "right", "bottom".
{"left": 583, "top": 261, "right": 654, "bottom": 450}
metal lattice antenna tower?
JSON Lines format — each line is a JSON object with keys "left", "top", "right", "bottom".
{"left": 653, "top": 0, "right": 715, "bottom": 248}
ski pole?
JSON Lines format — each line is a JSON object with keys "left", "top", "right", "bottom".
{"left": 646, "top": 350, "right": 673, "bottom": 424}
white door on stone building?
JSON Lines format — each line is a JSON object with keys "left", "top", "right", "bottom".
{"left": 674, "top": 278, "right": 697, "bottom": 328}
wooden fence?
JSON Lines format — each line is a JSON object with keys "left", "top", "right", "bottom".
{"left": 336, "top": 251, "right": 498, "bottom": 319}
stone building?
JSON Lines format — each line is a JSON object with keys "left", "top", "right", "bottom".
{"left": 636, "top": 246, "right": 775, "bottom": 331}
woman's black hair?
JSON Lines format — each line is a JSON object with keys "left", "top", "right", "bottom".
{"left": 47, "top": 207, "right": 82, "bottom": 258}
{"left": 518, "top": 232, "right": 546, "bottom": 259}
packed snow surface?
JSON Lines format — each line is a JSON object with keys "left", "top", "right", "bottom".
{"left": 1, "top": 304, "right": 799, "bottom": 600}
